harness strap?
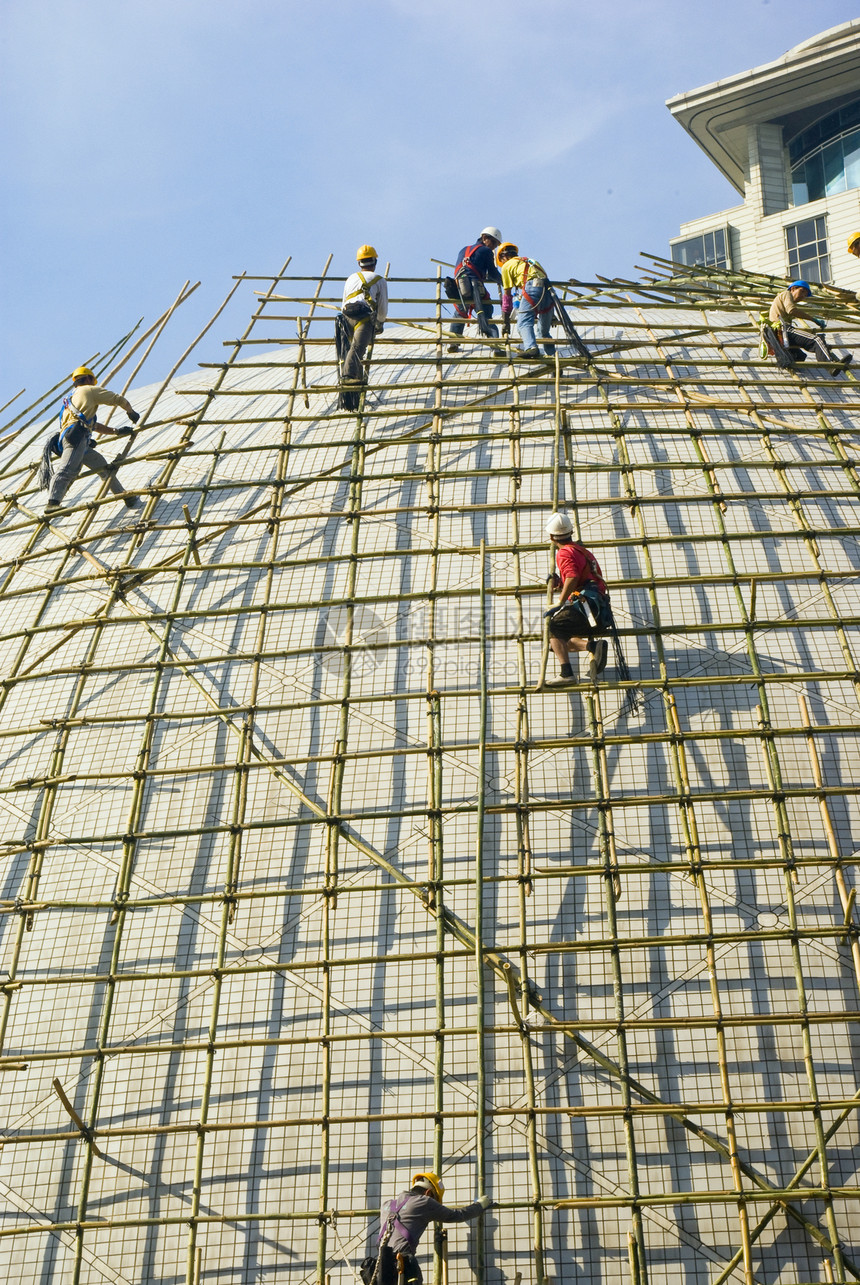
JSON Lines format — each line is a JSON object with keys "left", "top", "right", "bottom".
{"left": 379, "top": 1193, "right": 416, "bottom": 1253}
{"left": 345, "top": 272, "right": 381, "bottom": 307}
{"left": 58, "top": 396, "right": 97, "bottom": 450}
{"left": 459, "top": 243, "right": 484, "bottom": 280}
{"left": 519, "top": 259, "right": 549, "bottom": 308}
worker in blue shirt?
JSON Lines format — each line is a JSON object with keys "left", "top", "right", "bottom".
{"left": 447, "top": 227, "right": 503, "bottom": 352}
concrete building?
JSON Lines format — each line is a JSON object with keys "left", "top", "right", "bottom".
{"left": 668, "top": 20, "right": 860, "bottom": 290}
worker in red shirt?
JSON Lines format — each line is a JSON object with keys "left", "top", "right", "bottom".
{"left": 544, "top": 512, "right": 612, "bottom": 683}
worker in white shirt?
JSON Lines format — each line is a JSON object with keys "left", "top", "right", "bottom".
{"left": 337, "top": 245, "right": 389, "bottom": 409}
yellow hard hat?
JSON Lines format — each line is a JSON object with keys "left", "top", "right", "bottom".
{"left": 412, "top": 1172, "right": 444, "bottom": 1201}
{"left": 357, "top": 244, "right": 378, "bottom": 262}
{"left": 496, "top": 242, "right": 518, "bottom": 266}
{"left": 72, "top": 366, "right": 96, "bottom": 383}
{"left": 848, "top": 231, "right": 860, "bottom": 254}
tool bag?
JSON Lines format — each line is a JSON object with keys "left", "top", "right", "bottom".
{"left": 549, "top": 584, "right": 612, "bottom": 638}
{"left": 343, "top": 299, "right": 374, "bottom": 320}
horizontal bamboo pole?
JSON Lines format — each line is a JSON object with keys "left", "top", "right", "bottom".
{"left": 3, "top": 712, "right": 859, "bottom": 787}
{"left": 3, "top": 1008, "right": 860, "bottom": 1069}
{"left": 1, "top": 1187, "right": 860, "bottom": 1245}
{"left": 2, "top": 846, "right": 857, "bottom": 915}
{"left": 3, "top": 1094, "right": 860, "bottom": 1150}
{"left": 0, "top": 923, "right": 855, "bottom": 1003}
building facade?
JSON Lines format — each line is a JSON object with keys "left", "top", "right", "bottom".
{"left": 668, "top": 20, "right": 860, "bottom": 289}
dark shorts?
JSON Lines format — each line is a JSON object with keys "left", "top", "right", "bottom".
{"left": 549, "top": 585, "right": 612, "bottom": 641}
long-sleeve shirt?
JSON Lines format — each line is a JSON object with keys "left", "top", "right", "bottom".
{"left": 455, "top": 243, "right": 502, "bottom": 286}
{"left": 768, "top": 289, "right": 814, "bottom": 329}
{"left": 342, "top": 271, "right": 389, "bottom": 323}
{"left": 60, "top": 384, "right": 133, "bottom": 432}
{"left": 382, "top": 1191, "right": 483, "bottom": 1255}
{"left": 501, "top": 256, "right": 548, "bottom": 311}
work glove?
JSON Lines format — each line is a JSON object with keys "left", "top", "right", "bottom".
{"left": 374, "top": 323, "right": 384, "bottom": 335}
{"left": 117, "top": 425, "right": 135, "bottom": 435}
{"left": 477, "top": 1195, "right": 493, "bottom": 1210}
{"left": 127, "top": 409, "right": 140, "bottom": 424}
{"left": 501, "top": 310, "right": 512, "bottom": 336}
{"left": 544, "top": 606, "right": 559, "bottom": 619}
{"left": 811, "top": 317, "right": 827, "bottom": 330}
{"left": 545, "top": 573, "right": 561, "bottom": 590}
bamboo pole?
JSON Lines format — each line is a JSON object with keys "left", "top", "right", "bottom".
{"left": 1, "top": 262, "right": 860, "bottom": 1283}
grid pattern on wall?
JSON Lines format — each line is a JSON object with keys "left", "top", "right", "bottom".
{"left": 0, "top": 256, "right": 858, "bottom": 1285}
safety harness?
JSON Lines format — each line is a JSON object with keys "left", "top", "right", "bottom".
{"left": 516, "top": 258, "right": 551, "bottom": 311}
{"left": 360, "top": 1193, "right": 417, "bottom": 1285}
{"left": 56, "top": 397, "right": 97, "bottom": 452}
{"left": 378, "top": 1194, "right": 416, "bottom": 1253}
{"left": 458, "top": 243, "right": 485, "bottom": 280}
{"left": 38, "top": 397, "right": 98, "bottom": 491}
{"left": 345, "top": 271, "right": 381, "bottom": 309}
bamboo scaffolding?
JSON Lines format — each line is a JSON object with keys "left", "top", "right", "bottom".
{"left": 0, "top": 261, "right": 859, "bottom": 1285}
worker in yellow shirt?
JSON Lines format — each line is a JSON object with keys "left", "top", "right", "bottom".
{"left": 39, "top": 367, "right": 141, "bottom": 515}
{"left": 498, "top": 243, "right": 553, "bottom": 359}
{"left": 845, "top": 232, "right": 860, "bottom": 301}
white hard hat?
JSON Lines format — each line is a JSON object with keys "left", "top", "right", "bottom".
{"left": 480, "top": 226, "right": 502, "bottom": 242}
{"left": 545, "top": 512, "right": 573, "bottom": 536}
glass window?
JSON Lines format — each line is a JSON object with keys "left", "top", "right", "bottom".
{"left": 671, "top": 227, "right": 729, "bottom": 270}
{"left": 788, "top": 98, "right": 860, "bottom": 206}
{"left": 785, "top": 215, "right": 829, "bottom": 283}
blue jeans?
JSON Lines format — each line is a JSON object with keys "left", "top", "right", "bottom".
{"left": 450, "top": 271, "right": 498, "bottom": 339}
{"left": 517, "top": 278, "right": 553, "bottom": 354}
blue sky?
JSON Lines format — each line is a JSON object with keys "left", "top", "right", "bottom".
{"left": 1, "top": 0, "right": 858, "bottom": 409}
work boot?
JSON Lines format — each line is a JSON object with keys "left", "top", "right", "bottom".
{"left": 519, "top": 347, "right": 541, "bottom": 359}
{"left": 447, "top": 344, "right": 461, "bottom": 353}
{"left": 588, "top": 639, "right": 608, "bottom": 682}
{"left": 834, "top": 353, "right": 854, "bottom": 376}
{"left": 491, "top": 348, "right": 506, "bottom": 358}
{"left": 43, "top": 504, "right": 68, "bottom": 518}
{"left": 123, "top": 494, "right": 141, "bottom": 509}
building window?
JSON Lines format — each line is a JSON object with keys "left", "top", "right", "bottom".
{"left": 671, "top": 227, "right": 729, "bottom": 270}
{"left": 785, "top": 216, "right": 830, "bottom": 283}
{"left": 789, "top": 99, "right": 860, "bottom": 204}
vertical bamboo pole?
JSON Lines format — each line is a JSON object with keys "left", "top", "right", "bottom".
{"left": 474, "top": 538, "right": 489, "bottom": 1285}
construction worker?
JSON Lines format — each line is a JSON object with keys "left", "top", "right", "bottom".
{"left": 843, "top": 232, "right": 860, "bottom": 301}
{"left": 337, "top": 245, "right": 389, "bottom": 409}
{"left": 446, "top": 228, "right": 503, "bottom": 353}
{"left": 361, "top": 1171, "right": 491, "bottom": 1285}
{"left": 544, "top": 512, "right": 611, "bottom": 683}
{"left": 766, "top": 280, "right": 852, "bottom": 375}
{"left": 39, "top": 367, "right": 140, "bottom": 515}
{"left": 497, "top": 243, "right": 554, "bottom": 358}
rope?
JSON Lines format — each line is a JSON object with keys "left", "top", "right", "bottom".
{"left": 328, "top": 1214, "right": 367, "bottom": 1285}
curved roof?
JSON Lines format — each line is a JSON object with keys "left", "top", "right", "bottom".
{"left": 0, "top": 261, "right": 859, "bottom": 1283}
